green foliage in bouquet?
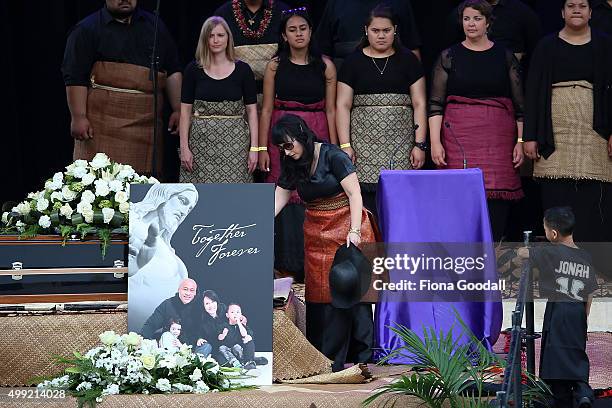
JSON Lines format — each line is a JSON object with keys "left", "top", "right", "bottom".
{"left": 0, "top": 153, "right": 158, "bottom": 257}
{"left": 363, "top": 309, "right": 550, "bottom": 407}
{"left": 36, "top": 331, "right": 253, "bottom": 408}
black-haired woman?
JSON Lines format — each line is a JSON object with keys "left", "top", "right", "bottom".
{"left": 259, "top": 8, "right": 337, "bottom": 281}
{"left": 524, "top": 0, "right": 612, "bottom": 244}
{"left": 429, "top": 0, "right": 526, "bottom": 241}
{"left": 336, "top": 5, "right": 427, "bottom": 218}
{"left": 273, "top": 114, "right": 378, "bottom": 372}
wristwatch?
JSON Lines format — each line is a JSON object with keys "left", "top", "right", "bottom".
{"left": 414, "top": 141, "right": 429, "bottom": 152}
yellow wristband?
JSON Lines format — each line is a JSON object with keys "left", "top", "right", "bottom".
{"left": 258, "top": 146, "right": 268, "bottom": 151}
{"left": 340, "top": 143, "right": 351, "bottom": 149}
{"left": 517, "top": 138, "right": 524, "bottom": 144}
{"left": 250, "top": 146, "right": 259, "bottom": 152}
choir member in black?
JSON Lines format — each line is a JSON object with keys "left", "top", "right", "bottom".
{"left": 179, "top": 17, "right": 258, "bottom": 183}
{"left": 336, "top": 6, "right": 427, "bottom": 218}
{"left": 258, "top": 8, "right": 337, "bottom": 282}
{"left": 62, "top": 0, "right": 182, "bottom": 176}
{"left": 214, "top": 0, "right": 290, "bottom": 86}
{"left": 518, "top": 207, "right": 597, "bottom": 408}
{"left": 446, "top": 0, "right": 542, "bottom": 63}
{"left": 273, "top": 114, "right": 378, "bottom": 372}
{"left": 524, "top": 0, "right": 612, "bottom": 245}
{"left": 592, "top": 0, "right": 612, "bottom": 35}
{"left": 315, "top": 0, "right": 422, "bottom": 68}
{"left": 430, "top": 0, "right": 525, "bottom": 242}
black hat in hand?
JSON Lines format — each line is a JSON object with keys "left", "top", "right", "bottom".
{"left": 329, "top": 243, "right": 371, "bottom": 309}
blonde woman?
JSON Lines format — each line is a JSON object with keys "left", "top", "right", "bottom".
{"left": 179, "top": 16, "right": 258, "bottom": 183}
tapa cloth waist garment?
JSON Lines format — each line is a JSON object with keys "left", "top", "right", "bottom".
{"left": 234, "top": 44, "right": 277, "bottom": 81}
{"left": 350, "top": 93, "right": 415, "bottom": 184}
{"left": 441, "top": 95, "right": 524, "bottom": 200}
{"left": 266, "top": 99, "right": 330, "bottom": 204}
{"left": 179, "top": 99, "right": 253, "bottom": 184}
{"left": 303, "top": 193, "right": 378, "bottom": 303}
{"left": 534, "top": 80, "right": 612, "bottom": 183}
{"left": 74, "top": 61, "right": 166, "bottom": 175}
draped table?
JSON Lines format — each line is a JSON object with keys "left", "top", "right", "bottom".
{"left": 373, "top": 169, "right": 503, "bottom": 363}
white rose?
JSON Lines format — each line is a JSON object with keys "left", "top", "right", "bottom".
{"left": 72, "top": 166, "right": 88, "bottom": 179}
{"left": 102, "top": 208, "right": 115, "bottom": 224}
{"left": 189, "top": 368, "right": 202, "bottom": 382}
{"left": 76, "top": 201, "right": 92, "bottom": 215}
{"left": 82, "top": 209, "right": 94, "bottom": 223}
{"left": 114, "top": 191, "right": 128, "bottom": 203}
{"left": 52, "top": 172, "right": 63, "bottom": 184}
{"left": 90, "top": 153, "right": 111, "bottom": 170}
{"left": 117, "top": 166, "right": 135, "bottom": 180}
{"left": 108, "top": 180, "right": 123, "bottom": 193}
{"left": 140, "top": 354, "right": 156, "bottom": 370}
{"left": 62, "top": 186, "right": 77, "bottom": 202}
{"left": 99, "top": 331, "right": 120, "bottom": 346}
{"left": 119, "top": 201, "right": 130, "bottom": 214}
{"left": 16, "top": 221, "right": 25, "bottom": 232}
{"left": 194, "top": 380, "right": 209, "bottom": 394}
{"left": 102, "top": 384, "right": 119, "bottom": 396}
{"left": 36, "top": 198, "right": 49, "bottom": 212}
{"left": 15, "top": 202, "right": 31, "bottom": 215}
{"left": 122, "top": 332, "right": 141, "bottom": 347}
{"left": 159, "top": 356, "right": 177, "bottom": 370}
{"left": 1, "top": 212, "right": 8, "bottom": 224}
{"left": 76, "top": 382, "right": 92, "bottom": 392}
{"left": 155, "top": 378, "right": 171, "bottom": 392}
{"left": 60, "top": 204, "right": 73, "bottom": 218}
{"left": 65, "top": 163, "right": 76, "bottom": 176}
{"left": 81, "top": 173, "right": 96, "bottom": 186}
{"left": 38, "top": 215, "right": 51, "bottom": 228}
{"left": 27, "top": 192, "right": 37, "bottom": 199}
{"left": 94, "top": 180, "right": 110, "bottom": 197}
{"left": 50, "top": 191, "right": 63, "bottom": 203}
{"left": 81, "top": 190, "right": 96, "bottom": 204}
{"left": 74, "top": 159, "right": 88, "bottom": 168}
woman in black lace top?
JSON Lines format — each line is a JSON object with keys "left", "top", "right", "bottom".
{"left": 428, "top": 0, "right": 525, "bottom": 241}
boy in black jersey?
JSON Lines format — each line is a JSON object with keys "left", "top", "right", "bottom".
{"left": 519, "top": 207, "right": 597, "bottom": 408}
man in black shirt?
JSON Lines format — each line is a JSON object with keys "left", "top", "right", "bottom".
{"left": 315, "top": 0, "right": 422, "bottom": 67}
{"left": 592, "top": 0, "right": 612, "bottom": 35}
{"left": 447, "top": 0, "right": 541, "bottom": 62}
{"left": 519, "top": 207, "right": 596, "bottom": 408}
{"left": 62, "top": 0, "right": 182, "bottom": 176}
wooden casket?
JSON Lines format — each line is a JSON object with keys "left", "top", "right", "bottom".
{"left": 0, "top": 235, "right": 127, "bottom": 304}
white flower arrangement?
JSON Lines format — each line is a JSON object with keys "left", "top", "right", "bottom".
{"left": 0, "top": 153, "right": 158, "bottom": 256}
{"left": 38, "top": 330, "right": 242, "bottom": 406}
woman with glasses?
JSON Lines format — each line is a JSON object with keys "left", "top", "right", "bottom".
{"left": 258, "top": 7, "right": 337, "bottom": 282}
{"left": 429, "top": 0, "right": 525, "bottom": 241}
{"left": 336, "top": 5, "right": 427, "bottom": 219}
{"left": 179, "top": 16, "right": 258, "bottom": 183}
{"left": 272, "top": 114, "right": 377, "bottom": 372}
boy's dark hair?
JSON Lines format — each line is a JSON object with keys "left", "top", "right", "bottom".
{"left": 165, "top": 317, "right": 182, "bottom": 331}
{"left": 544, "top": 206, "right": 575, "bottom": 236}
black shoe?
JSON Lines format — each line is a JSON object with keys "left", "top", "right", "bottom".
{"left": 254, "top": 356, "right": 269, "bottom": 366}
{"left": 243, "top": 361, "right": 257, "bottom": 370}
{"left": 577, "top": 396, "right": 592, "bottom": 408}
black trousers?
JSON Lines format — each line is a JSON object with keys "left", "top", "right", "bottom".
{"left": 539, "top": 179, "right": 612, "bottom": 243}
{"left": 544, "top": 379, "right": 594, "bottom": 408}
{"left": 306, "top": 302, "right": 373, "bottom": 372}
{"left": 487, "top": 199, "right": 512, "bottom": 242}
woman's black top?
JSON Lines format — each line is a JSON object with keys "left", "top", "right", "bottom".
{"left": 185, "top": 302, "right": 229, "bottom": 348}
{"left": 428, "top": 43, "right": 524, "bottom": 119}
{"left": 181, "top": 60, "right": 257, "bottom": 104}
{"left": 592, "top": 0, "right": 612, "bottom": 36}
{"left": 524, "top": 32, "right": 612, "bottom": 158}
{"left": 338, "top": 49, "right": 424, "bottom": 95}
{"left": 275, "top": 59, "right": 326, "bottom": 104}
{"left": 552, "top": 38, "right": 594, "bottom": 84}
{"left": 279, "top": 144, "right": 356, "bottom": 202}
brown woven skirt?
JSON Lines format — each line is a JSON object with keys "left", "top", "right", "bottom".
{"left": 74, "top": 61, "right": 166, "bottom": 175}
{"left": 350, "top": 93, "right": 415, "bottom": 184}
{"left": 179, "top": 100, "right": 253, "bottom": 183}
{"left": 303, "top": 194, "right": 378, "bottom": 303}
{"left": 534, "top": 80, "right": 612, "bottom": 182}
{"left": 234, "top": 44, "right": 277, "bottom": 81}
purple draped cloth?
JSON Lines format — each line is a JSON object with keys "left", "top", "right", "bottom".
{"left": 374, "top": 169, "right": 503, "bottom": 363}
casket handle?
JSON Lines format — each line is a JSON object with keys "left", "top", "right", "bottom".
{"left": 11, "top": 262, "right": 23, "bottom": 280}
{"left": 113, "top": 260, "right": 125, "bottom": 279}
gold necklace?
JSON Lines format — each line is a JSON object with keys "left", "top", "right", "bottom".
{"left": 371, "top": 56, "right": 389, "bottom": 75}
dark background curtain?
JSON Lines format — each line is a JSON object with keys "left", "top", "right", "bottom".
{"left": 0, "top": 0, "right": 561, "bottom": 206}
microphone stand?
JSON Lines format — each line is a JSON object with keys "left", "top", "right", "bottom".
{"left": 149, "top": 0, "right": 162, "bottom": 179}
